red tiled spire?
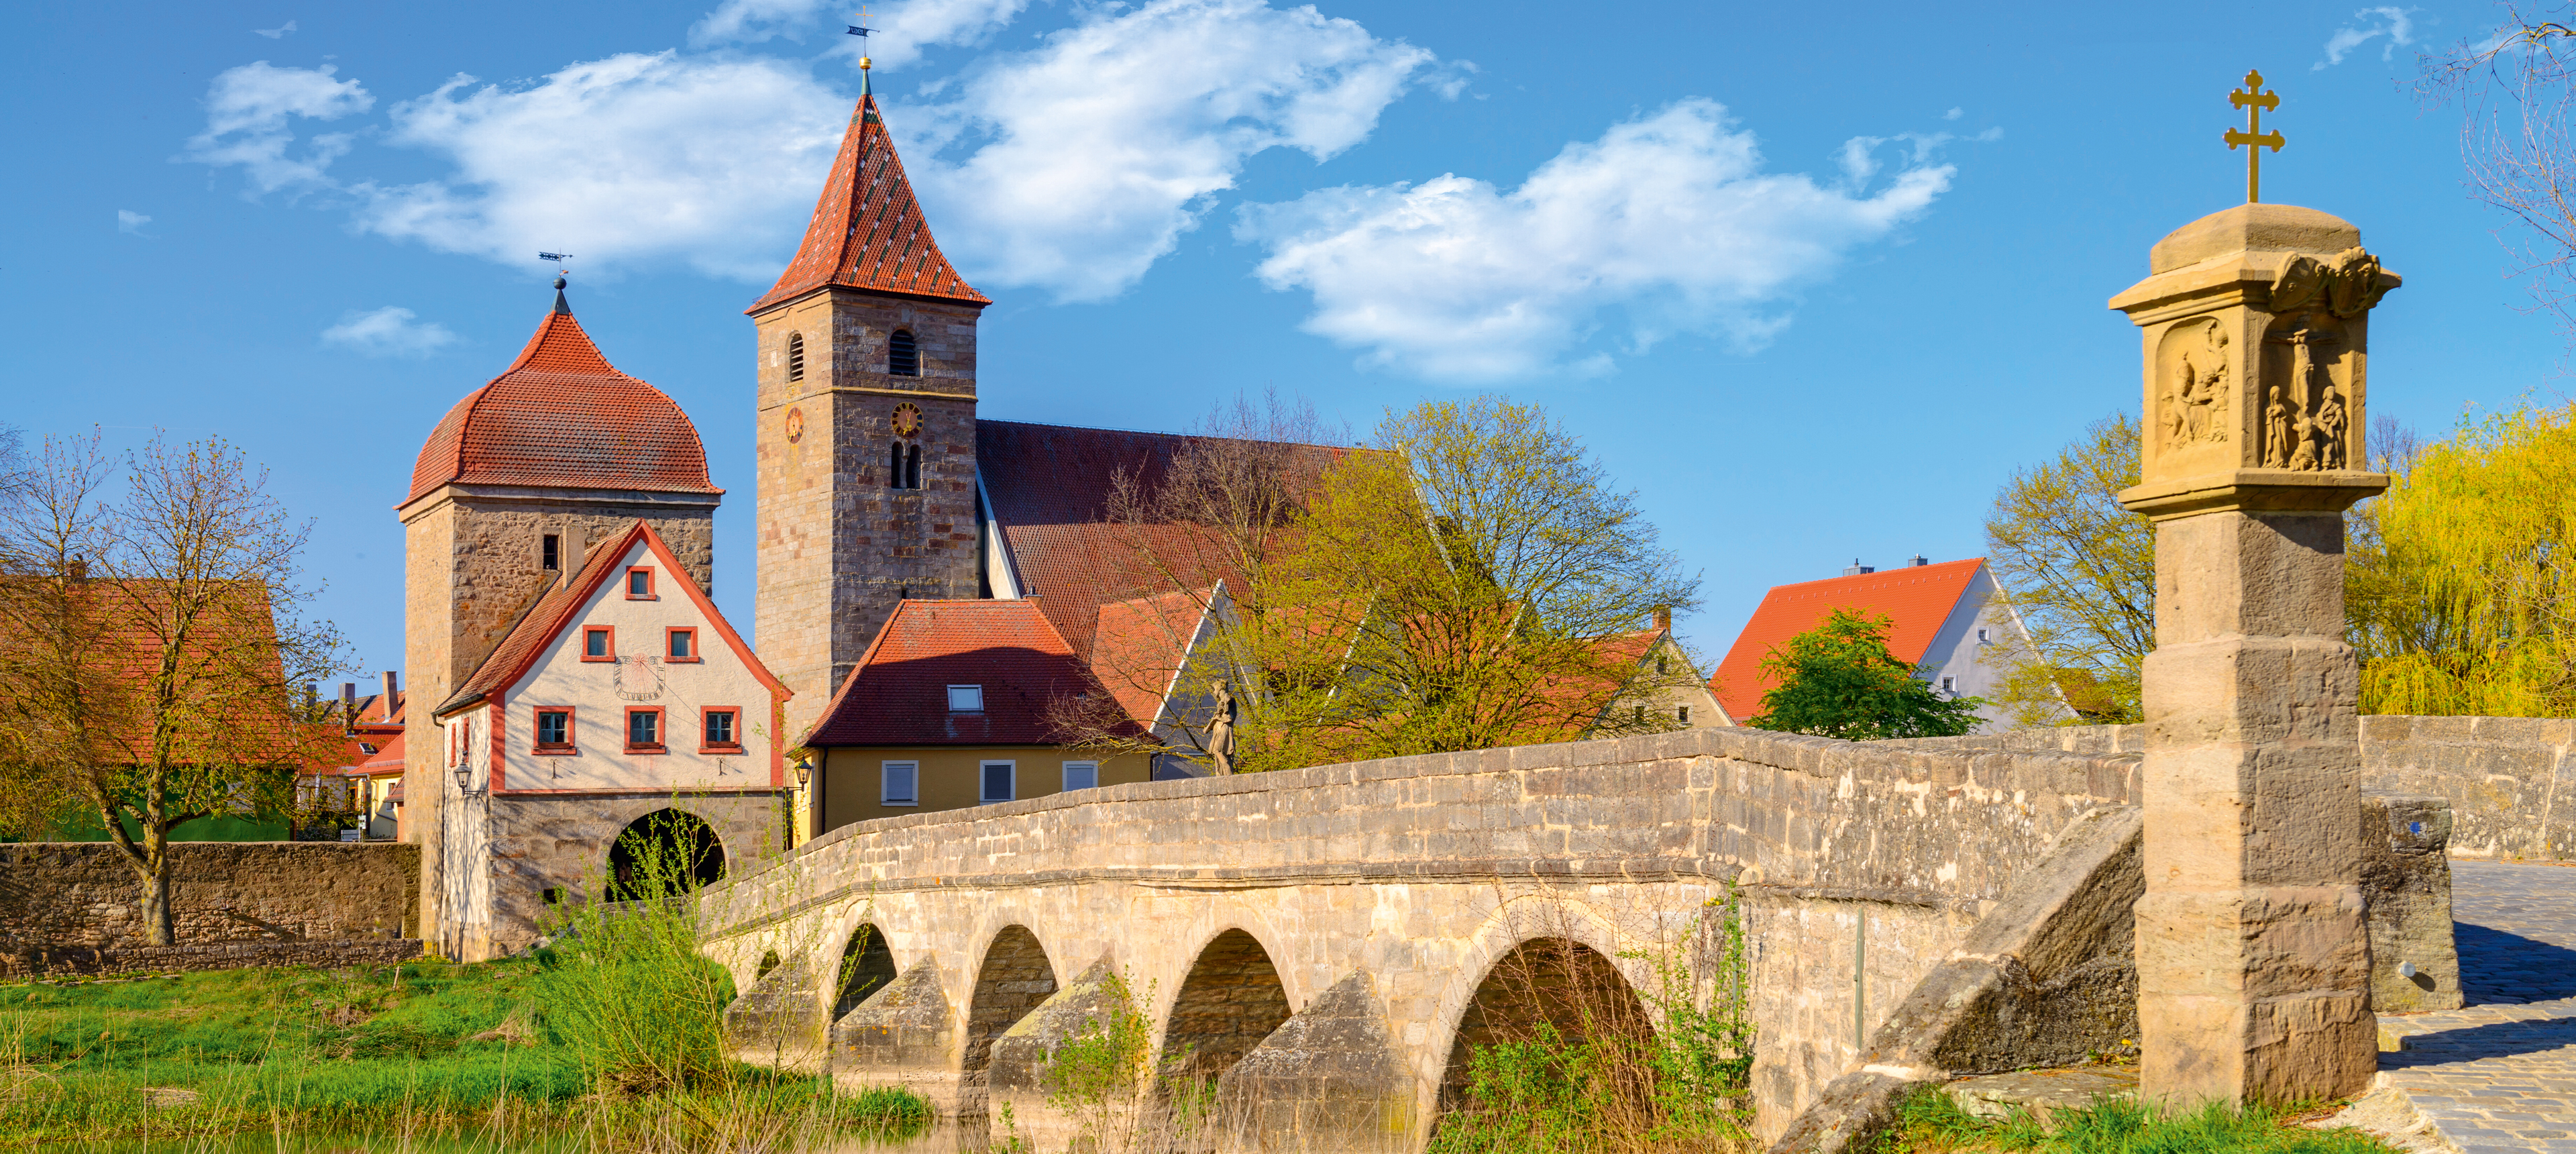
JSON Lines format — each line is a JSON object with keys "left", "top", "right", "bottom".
{"left": 405, "top": 295, "right": 720, "bottom": 507}
{"left": 748, "top": 78, "right": 988, "bottom": 313}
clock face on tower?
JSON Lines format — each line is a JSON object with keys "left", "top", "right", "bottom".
{"left": 892, "top": 402, "right": 922, "bottom": 437}
{"left": 784, "top": 407, "right": 805, "bottom": 444}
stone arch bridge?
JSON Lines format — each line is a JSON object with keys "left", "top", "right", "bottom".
{"left": 699, "top": 726, "right": 2194, "bottom": 1151}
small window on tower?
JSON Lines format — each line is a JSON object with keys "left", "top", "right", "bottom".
{"left": 889, "top": 329, "right": 918, "bottom": 377}
{"left": 905, "top": 444, "right": 921, "bottom": 489}
{"left": 889, "top": 441, "right": 904, "bottom": 488}
{"left": 1678, "top": 706, "right": 1690, "bottom": 724}
{"left": 787, "top": 332, "right": 806, "bottom": 382}
{"left": 542, "top": 534, "right": 559, "bottom": 571}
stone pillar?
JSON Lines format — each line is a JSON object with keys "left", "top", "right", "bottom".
{"left": 2110, "top": 203, "right": 2399, "bottom": 1108}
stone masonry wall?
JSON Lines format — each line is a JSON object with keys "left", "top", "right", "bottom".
{"left": 0, "top": 842, "right": 419, "bottom": 947}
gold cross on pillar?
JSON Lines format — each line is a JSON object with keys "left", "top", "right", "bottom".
{"left": 2224, "top": 68, "right": 2286, "bottom": 204}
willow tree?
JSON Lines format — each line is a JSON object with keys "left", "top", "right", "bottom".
{"left": 1981, "top": 415, "right": 2157, "bottom": 726}
{"left": 2347, "top": 403, "right": 2576, "bottom": 715}
{"left": 0, "top": 433, "right": 344, "bottom": 943}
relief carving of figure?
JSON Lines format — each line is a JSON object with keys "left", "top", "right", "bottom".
{"left": 2314, "top": 388, "right": 2349, "bottom": 470}
{"left": 2264, "top": 386, "right": 2294, "bottom": 468}
{"left": 2162, "top": 320, "right": 2232, "bottom": 452}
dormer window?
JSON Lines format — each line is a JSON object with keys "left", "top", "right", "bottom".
{"left": 948, "top": 684, "right": 984, "bottom": 713}
{"left": 787, "top": 332, "right": 806, "bottom": 382}
{"left": 889, "top": 329, "right": 918, "bottom": 377}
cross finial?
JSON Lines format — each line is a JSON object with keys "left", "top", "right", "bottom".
{"left": 2224, "top": 68, "right": 2285, "bottom": 204}
{"left": 849, "top": 3, "right": 875, "bottom": 71}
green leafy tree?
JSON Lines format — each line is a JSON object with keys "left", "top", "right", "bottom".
{"left": 1982, "top": 415, "right": 2156, "bottom": 727}
{"left": 1748, "top": 609, "right": 1985, "bottom": 739}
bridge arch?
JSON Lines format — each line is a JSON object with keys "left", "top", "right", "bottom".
{"left": 1157, "top": 927, "right": 1293, "bottom": 1090}
{"left": 963, "top": 924, "right": 1060, "bottom": 1096}
{"left": 832, "top": 921, "right": 900, "bottom": 1020}
{"left": 1431, "top": 896, "right": 1661, "bottom": 1116}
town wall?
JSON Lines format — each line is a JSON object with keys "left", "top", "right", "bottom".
{"left": 0, "top": 842, "right": 418, "bottom": 947}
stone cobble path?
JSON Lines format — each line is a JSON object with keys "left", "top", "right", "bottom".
{"left": 2378, "top": 861, "right": 2576, "bottom": 1153}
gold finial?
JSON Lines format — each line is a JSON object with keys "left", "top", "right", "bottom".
{"left": 2224, "top": 68, "right": 2285, "bottom": 204}
{"left": 861, "top": 56, "right": 872, "bottom": 69}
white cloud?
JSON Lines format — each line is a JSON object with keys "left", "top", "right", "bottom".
{"left": 254, "top": 19, "right": 297, "bottom": 39}
{"left": 690, "top": 0, "right": 1026, "bottom": 70}
{"left": 2317, "top": 7, "right": 2417, "bottom": 69}
{"left": 1235, "top": 99, "right": 1955, "bottom": 380}
{"left": 116, "top": 209, "right": 153, "bottom": 235}
{"left": 350, "top": 52, "right": 849, "bottom": 280}
{"left": 321, "top": 307, "right": 458, "bottom": 357}
{"left": 182, "top": 62, "right": 372, "bottom": 193}
{"left": 1943, "top": 106, "right": 1962, "bottom": 120}
{"left": 896, "top": 0, "right": 1439, "bottom": 302}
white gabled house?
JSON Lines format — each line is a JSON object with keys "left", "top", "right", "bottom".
{"left": 427, "top": 519, "right": 791, "bottom": 961}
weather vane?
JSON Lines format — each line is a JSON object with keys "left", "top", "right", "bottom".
{"left": 537, "top": 251, "right": 574, "bottom": 274}
{"left": 2224, "top": 69, "right": 2284, "bottom": 204}
{"left": 849, "top": 4, "right": 875, "bottom": 69}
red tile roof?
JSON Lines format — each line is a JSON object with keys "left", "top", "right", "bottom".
{"left": 404, "top": 302, "right": 720, "bottom": 507}
{"left": 747, "top": 89, "right": 987, "bottom": 313}
{"left": 974, "top": 420, "right": 1345, "bottom": 656}
{"left": 435, "top": 520, "right": 786, "bottom": 717}
{"left": 802, "top": 599, "right": 1141, "bottom": 746}
{"left": 1709, "top": 558, "right": 1986, "bottom": 723}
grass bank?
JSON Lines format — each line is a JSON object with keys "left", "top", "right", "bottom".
{"left": 1880, "top": 1086, "right": 2402, "bottom": 1154}
{"left": 0, "top": 957, "right": 926, "bottom": 1150}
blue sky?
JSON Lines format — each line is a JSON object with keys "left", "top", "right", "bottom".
{"left": 0, "top": 1, "right": 2552, "bottom": 682}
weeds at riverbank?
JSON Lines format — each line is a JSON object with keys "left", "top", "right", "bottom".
{"left": 1426, "top": 886, "right": 1757, "bottom": 1154}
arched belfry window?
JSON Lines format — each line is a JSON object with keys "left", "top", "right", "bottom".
{"left": 888, "top": 441, "right": 904, "bottom": 488}
{"left": 786, "top": 332, "right": 806, "bottom": 382}
{"left": 888, "top": 442, "right": 923, "bottom": 490}
{"left": 889, "top": 329, "right": 918, "bottom": 377}
{"left": 906, "top": 443, "right": 922, "bottom": 489}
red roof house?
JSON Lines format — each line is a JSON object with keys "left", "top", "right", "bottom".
{"left": 1711, "top": 558, "right": 2035, "bottom": 731}
{"left": 799, "top": 599, "right": 1151, "bottom": 833}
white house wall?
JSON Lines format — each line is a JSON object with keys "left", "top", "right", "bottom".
{"left": 499, "top": 539, "right": 780, "bottom": 792}
{"left": 1916, "top": 566, "right": 2067, "bottom": 731}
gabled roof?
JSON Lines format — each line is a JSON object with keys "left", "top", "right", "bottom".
{"left": 433, "top": 520, "right": 786, "bottom": 718}
{"left": 974, "top": 420, "right": 1346, "bottom": 655}
{"left": 802, "top": 599, "right": 1142, "bottom": 746}
{"left": 747, "top": 85, "right": 987, "bottom": 313}
{"left": 1709, "top": 558, "right": 1986, "bottom": 723}
{"left": 405, "top": 299, "right": 720, "bottom": 507}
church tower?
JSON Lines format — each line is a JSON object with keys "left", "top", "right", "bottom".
{"left": 750, "top": 65, "right": 990, "bottom": 733}
{"left": 399, "top": 280, "right": 722, "bottom": 948}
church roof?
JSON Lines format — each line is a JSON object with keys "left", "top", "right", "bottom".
{"left": 747, "top": 87, "right": 987, "bottom": 313}
{"left": 801, "top": 599, "right": 1137, "bottom": 746}
{"left": 1709, "top": 558, "right": 1986, "bottom": 723}
{"left": 405, "top": 299, "right": 720, "bottom": 507}
{"left": 974, "top": 421, "right": 1348, "bottom": 656}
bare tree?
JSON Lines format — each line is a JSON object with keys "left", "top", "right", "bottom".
{"left": 0, "top": 432, "right": 345, "bottom": 943}
{"left": 2423, "top": 6, "right": 2576, "bottom": 326}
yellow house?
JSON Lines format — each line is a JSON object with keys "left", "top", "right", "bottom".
{"left": 798, "top": 599, "right": 1150, "bottom": 837}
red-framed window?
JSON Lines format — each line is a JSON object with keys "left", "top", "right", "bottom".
{"left": 582, "top": 625, "right": 615, "bottom": 662}
{"left": 667, "top": 627, "right": 700, "bottom": 662}
{"left": 533, "top": 706, "right": 576, "bottom": 754}
{"left": 625, "top": 706, "right": 666, "bottom": 753}
{"left": 625, "top": 567, "right": 656, "bottom": 600}
{"left": 700, "top": 706, "right": 743, "bottom": 753}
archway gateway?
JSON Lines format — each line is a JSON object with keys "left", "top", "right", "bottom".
{"left": 606, "top": 808, "right": 725, "bottom": 899}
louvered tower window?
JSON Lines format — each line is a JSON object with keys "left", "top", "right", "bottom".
{"left": 889, "top": 329, "right": 918, "bottom": 377}
{"left": 786, "top": 333, "right": 806, "bottom": 382}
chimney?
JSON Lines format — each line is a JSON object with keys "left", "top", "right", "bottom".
{"left": 380, "top": 670, "right": 400, "bottom": 722}
{"left": 341, "top": 683, "right": 359, "bottom": 726}
{"left": 1652, "top": 606, "right": 1672, "bottom": 633}
{"left": 1909, "top": 555, "right": 1930, "bottom": 568}
{"left": 66, "top": 557, "right": 87, "bottom": 581}
{"left": 1842, "top": 559, "right": 1875, "bottom": 576}
{"left": 303, "top": 683, "right": 318, "bottom": 712}
{"left": 561, "top": 525, "right": 588, "bottom": 586}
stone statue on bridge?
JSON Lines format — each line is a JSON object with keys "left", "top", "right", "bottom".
{"left": 1208, "top": 679, "right": 1237, "bottom": 775}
